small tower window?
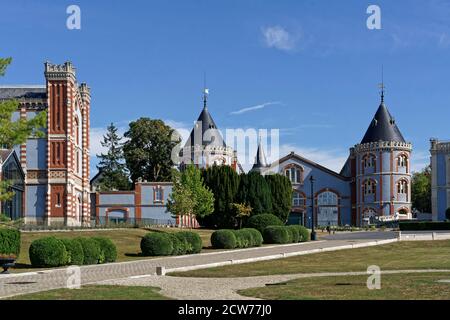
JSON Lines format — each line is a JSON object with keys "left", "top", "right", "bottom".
{"left": 397, "top": 180, "right": 408, "bottom": 194}
{"left": 363, "top": 180, "right": 376, "bottom": 195}
{"left": 397, "top": 155, "right": 407, "bottom": 168}
{"left": 362, "top": 154, "right": 376, "bottom": 169}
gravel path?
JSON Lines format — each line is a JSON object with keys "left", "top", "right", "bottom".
{"left": 98, "top": 269, "right": 450, "bottom": 300}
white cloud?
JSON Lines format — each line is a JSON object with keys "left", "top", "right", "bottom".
{"left": 261, "top": 26, "right": 298, "bottom": 52}
{"left": 230, "top": 101, "right": 282, "bottom": 115}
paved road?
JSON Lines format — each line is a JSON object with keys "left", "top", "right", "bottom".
{"left": 100, "top": 269, "right": 450, "bottom": 300}
{"left": 321, "top": 231, "right": 398, "bottom": 241}
{"left": 0, "top": 237, "right": 396, "bottom": 299}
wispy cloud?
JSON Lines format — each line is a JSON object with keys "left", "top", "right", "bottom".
{"left": 230, "top": 101, "right": 282, "bottom": 115}
{"left": 261, "top": 26, "right": 299, "bottom": 52}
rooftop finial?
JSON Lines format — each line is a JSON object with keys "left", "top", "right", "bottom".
{"left": 203, "top": 72, "right": 209, "bottom": 109}
{"left": 378, "top": 65, "right": 385, "bottom": 103}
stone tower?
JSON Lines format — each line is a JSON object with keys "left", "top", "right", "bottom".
{"left": 351, "top": 92, "right": 412, "bottom": 226}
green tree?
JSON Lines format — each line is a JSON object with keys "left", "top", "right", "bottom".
{"left": 167, "top": 166, "right": 214, "bottom": 228}
{"left": 0, "top": 57, "right": 46, "bottom": 204}
{"left": 231, "top": 203, "right": 252, "bottom": 229}
{"left": 237, "top": 172, "right": 272, "bottom": 216}
{"left": 265, "top": 174, "right": 292, "bottom": 222}
{"left": 201, "top": 165, "right": 241, "bottom": 228}
{"left": 411, "top": 165, "right": 432, "bottom": 213}
{"left": 96, "top": 123, "right": 130, "bottom": 191}
{"left": 123, "top": 118, "right": 180, "bottom": 182}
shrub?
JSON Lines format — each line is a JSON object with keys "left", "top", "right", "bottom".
{"left": 288, "top": 225, "right": 310, "bottom": 242}
{"left": 287, "top": 225, "right": 300, "bottom": 243}
{"left": 0, "top": 228, "right": 21, "bottom": 257}
{"left": 176, "top": 231, "right": 202, "bottom": 254}
{"left": 169, "top": 233, "right": 184, "bottom": 255}
{"left": 60, "top": 239, "right": 84, "bottom": 265}
{"left": 262, "top": 226, "right": 290, "bottom": 244}
{"left": 140, "top": 232, "right": 173, "bottom": 256}
{"left": 211, "top": 230, "right": 237, "bottom": 249}
{"left": 75, "top": 238, "right": 102, "bottom": 265}
{"left": 241, "top": 228, "right": 263, "bottom": 247}
{"left": 399, "top": 221, "right": 450, "bottom": 231}
{"left": 93, "top": 237, "right": 117, "bottom": 263}
{"left": 246, "top": 214, "right": 284, "bottom": 233}
{"left": 233, "top": 230, "right": 252, "bottom": 248}
{"left": 29, "top": 237, "right": 67, "bottom": 267}
{"left": 174, "top": 233, "right": 189, "bottom": 255}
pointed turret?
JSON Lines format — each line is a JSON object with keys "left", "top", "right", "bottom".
{"left": 360, "top": 98, "right": 405, "bottom": 144}
{"left": 250, "top": 137, "right": 269, "bottom": 173}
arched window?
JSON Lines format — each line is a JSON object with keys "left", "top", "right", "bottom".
{"left": 363, "top": 179, "right": 376, "bottom": 195}
{"left": 284, "top": 165, "right": 303, "bottom": 184}
{"left": 397, "top": 179, "right": 408, "bottom": 194}
{"left": 397, "top": 154, "right": 408, "bottom": 168}
{"left": 362, "top": 154, "right": 376, "bottom": 169}
{"left": 292, "top": 191, "right": 305, "bottom": 207}
{"left": 74, "top": 117, "right": 80, "bottom": 146}
{"left": 317, "top": 191, "right": 339, "bottom": 226}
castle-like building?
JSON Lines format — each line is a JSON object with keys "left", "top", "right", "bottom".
{"left": 253, "top": 91, "right": 412, "bottom": 227}
{"left": 0, "top": 62, "right": 91, "bottom": 226}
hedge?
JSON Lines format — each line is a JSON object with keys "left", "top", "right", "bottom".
{"left": 211, "top": 230, "right": 237, "bottom": 249}
{"left": 141, "top": 232, "right": 173, "bottom": 256}
{"left": 246, "top": 214, "right": 284, "bottom": 233}
{"left": 176, "top": 231, "right": 202, "bottom": 254}
{"left": 0, "top": 228, "right": 21, "bottom": 257}
{"left": 93, "top": 237, "right": 117, "bottom": 263}
{"left": 288, "top": 225, "right": 310, "bottom": 242}
{"left": 60, "top": 239, "right": 84, "bottom": 265}
{"left": 75, "top": 238, "right": 102, "bottom": 265}
{"left": 169, "top": 233, "right": 185, "bottom": 255}
{"left": 286, "top": 225, "right": 300, "bottom": 243}
{"left": 29, "top": 237, "right": 67, "bottom": 267}
{"left": 399, "top": 221, "right": 450, "bottom": 231}
{"left": 263, "top": 226, "right": 290, "bottom": 244}
{"left": 242, "top": 228, "right": 263, "bottom": 247}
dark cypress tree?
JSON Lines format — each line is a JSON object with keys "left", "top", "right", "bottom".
{"left": 265, "top": 174, "right": 292, "bottom": 222}
{"left": 237, "top": 172, "right": 272, "bottom": 215}
{"left": 199, "top": 165, "right": 240, "bottom": 228}
{"left": 96, "top": 123, "right": 130, "bottom": 191}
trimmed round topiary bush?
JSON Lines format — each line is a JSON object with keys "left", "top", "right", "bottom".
{"left": 287, "top": 225, "right": 300, "bottom": 243}
{"left": 141, "top": 232, "right": 173, "bottom": 256}
{"left": 174, "top": 233, "right": 189, "bottom": 255}
{"left": 168, "top": 233, "right": 183, "bottom": 255}
{"left": 233, "top": 230, "right": 250, "bottom": 248}
{"left": 241, "top": 228, "right": 263, "bottom": 247}
{"left": 295, "top": 225, "right": 310, "bottom": 242}
{"left": 29, "top": 237, "right": 68, "bottom": 267}
{"left": 93, "top": 237, "right": 117, "bottom": 263}
{"left": 246, "top": 214, "right": 283, "bottom": 233}
{"left": 211, "top": 230, "right": 237, "bottom": 249}
{"left": 75, "top": 237, "right": 102, "bottom": 265}
{"left": 60, "top": 239, "right": 84, "bottom": 265}
{"left": 0, "top": 228, "right": 21, "bottom": 258}
{"left": 176, "top": 231, "right": 202, "bottom": 254}
{"left": 262, "top": 226, "right": 290, "bottom": 244}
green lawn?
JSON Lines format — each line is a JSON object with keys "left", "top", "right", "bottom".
{"left": 8, "top": 285, "right": 170, "bottom": 300}
{"left": 13, "top": 227, "right": 214, "bottom": 272}
{"left": 170, "top": 240, "right": 450, "bottom": 277}
{"left": 239, "top": 273, "right": 450, "bottom": 300}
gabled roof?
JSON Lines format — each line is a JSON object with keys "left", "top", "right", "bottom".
{"left": 0, "top": 149, "right": 25, "bottom": 179}
{"left": 360, "top": 101, "right": 405, "bottom": 144}
{"left": 275, "top": 152, "right": 350, "bottom": 181}
{"left": 0, "top": 149, "right": 14, "bottom": 162}
{"left": 0, "top": 85, "right": 47, "bottom": 100}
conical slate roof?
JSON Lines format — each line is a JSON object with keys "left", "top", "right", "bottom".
{"left": 360, "top": 101, "right": 405, "bottom": 144}
{"left": 250, "top": 139, "right": 269, "bottom": 173}
{"left": 184, "top": 95, "right": 226, "bottom": 149}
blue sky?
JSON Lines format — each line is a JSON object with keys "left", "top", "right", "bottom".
{"left": 1, "top": 0, "right": 449, "bottom": 173}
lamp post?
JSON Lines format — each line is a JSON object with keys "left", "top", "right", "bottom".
{"left": 309, "top": 175, "right": 317, "bottom": 241}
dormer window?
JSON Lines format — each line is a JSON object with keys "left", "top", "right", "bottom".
{"left": 284, "top": 165, "right": 303, "bottom": 184}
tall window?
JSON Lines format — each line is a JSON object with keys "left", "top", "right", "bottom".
{"left": 317, "top": 191, "right": 339, "bottom": 226}
{"left": 362, "top": 154, "right": 376, "bottom": 169}
{"left": 292, "top": 191, "right": 304, "bottom": 207}
{"left": 284, "top": 165, "right": 303, "bottom": 184}
{"left": 397, "top": 180, "right": 408, "bottom": 194}
{"left": 363, "top": 180, "right": 376, "bottom": 195}
{"left": 154, "top": 186, "right": 164, "bottom": 203}
{"left": 397, "top": 155, "right": 407, "bottom": 168}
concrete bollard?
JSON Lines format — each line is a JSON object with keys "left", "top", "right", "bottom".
{"left": 156, "top": 266, "right": 166, "bottom": 276}
{"left": 432, "top": 232, "right": 437, "bottom": 240}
